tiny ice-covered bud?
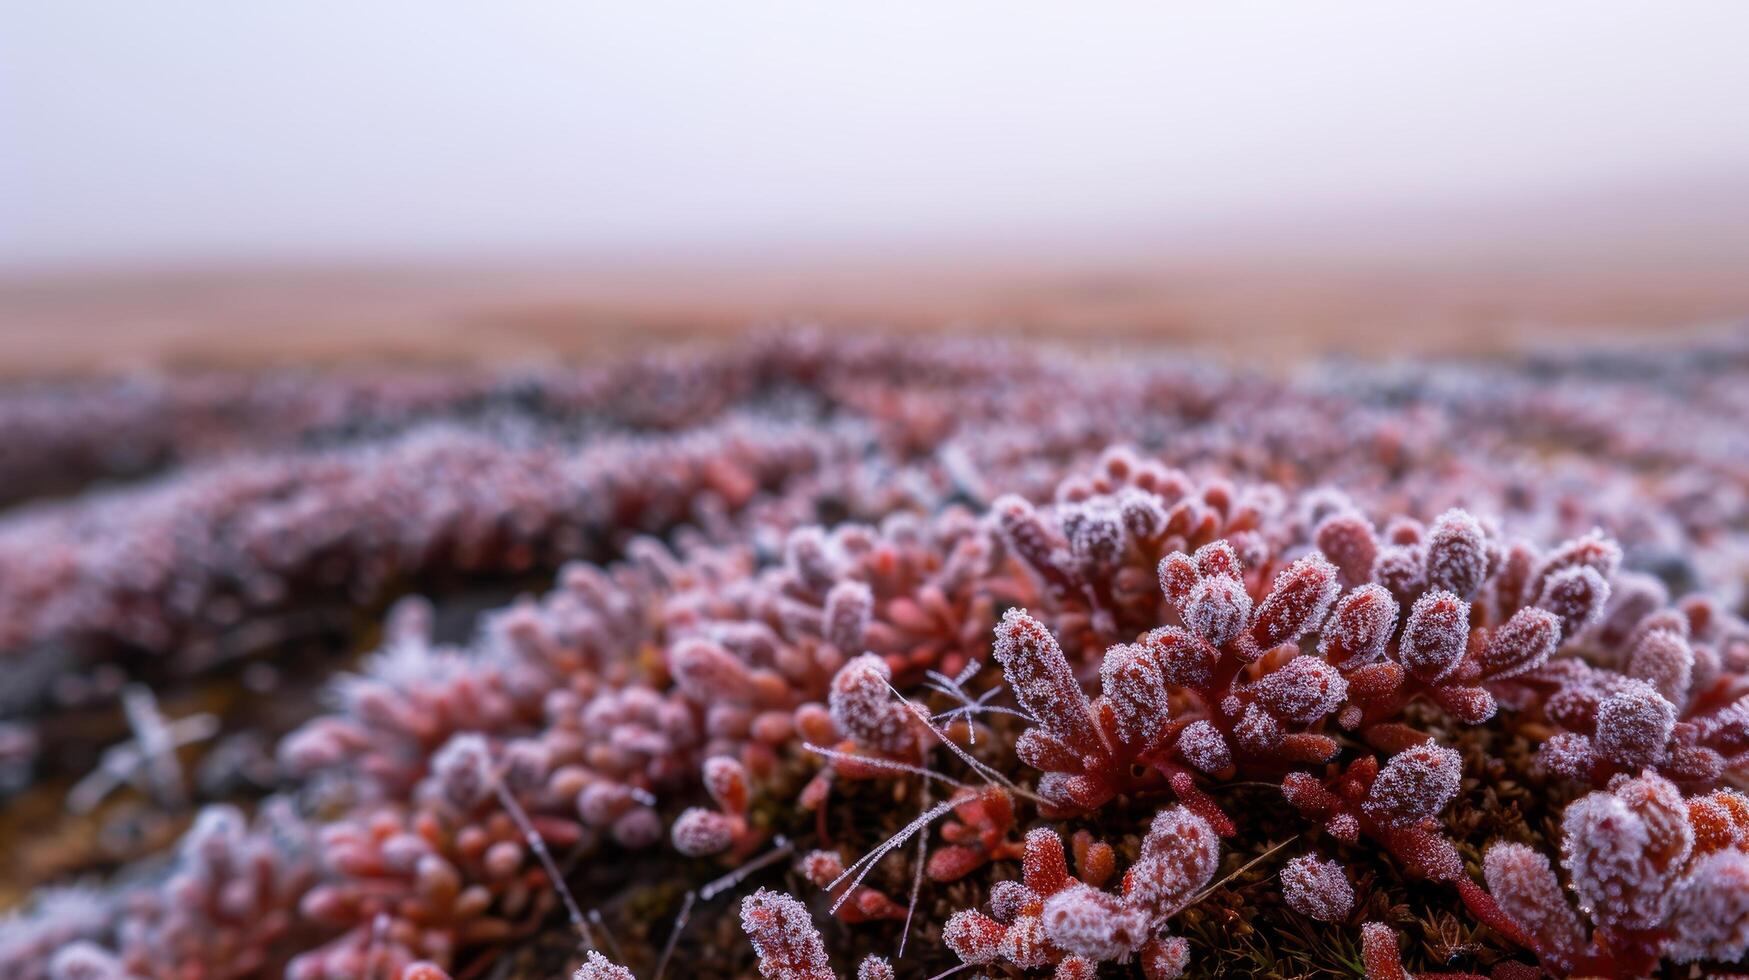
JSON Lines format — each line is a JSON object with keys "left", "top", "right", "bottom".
{"left": 1022, "top": 826, "right": 1071, "bottom": 894}
{"left": 431, "top": 733, "right": 493, "bottom": 810}
{"left": 1359, "top": 923, "right": 1410, "bottom": 980}
{"left": 1255, "top": 655, "right": 1348, "bottom": 724}
{"left": 828, "top": 654, "right": 915, "bottom": 755}
{"left": 1054, "top": 956, "right": 1098, "bottom": 980}
{"left": 784, "top": 526, "right": 840, "bottom": 594}
{"left": 1663, "top": 849, "right": 1749, "bottom": 964}
{"left": 1126, "top": 806, "right": 1220, "bottom": 921}
{"left": 1066, "top": 504, "right": 1126, "bottom": 571}
{"left": 1371, "top": 544, "right": 1426, "bottom": 602}
{"left": 999, "top": 914, "right": 1051, "bottom": 969}
{"left": 1279, "top": 854, "right": 1354, "bottom": 922}
{"left": 823, "top": 580, "right": 873, "bottom": 654}
{"left": 1316, "top": 512, "right": 1378, "bottom": 588}
{"left": 1319, "top": 584, "right": 1398, "bottom": 668}
{"left": 1537, "top": 731, "right": 1596, "bottom": 780}
{"left": 1102, "top": 643, "right": 1170, "bottom": 745}
{"left": 703, "top": 755, "right": 749, "bottom": 814}
{"left": 1144, "top": 626, "right": 1218, "bottom": 689}
{"left": 1478, "top": 607, "right": 1560, "bottom": 680}
{"left": 1397, "top": 591, "right": 1470, "bottom": 682}
{"left": 1176, "top": 720, "right": 1232, "bottom": 775}
{"left": 670, "top": 638, "right": 756, "bottom": 703}
{"left": 672, "top": 807, "right": 735, "bottom": 856}
{"left": 740, "top": 888, "right": 834, "bottom": 980}
{"left": 1423, "top": 509, "right": 1488, "bottom": 598}
{"left": 855, "top": 956, "right": 895, "bottom": 980}
{"left": 1183, "top": 575, "right": 1252, "bottom": 648}
{"left": 1532, "top": 530, "right": 1622, "bottom": 602}
{"left": 1363, "top": 742, "right": 1461, "bottom": 828}
{"left": 1141, "top": 935, "right": 1191, "bottom": 980}
{"left": 573, "top": 950, "right": 636, "bottom": 980}
{"left": 1561, "top": 771, "right": 1693, "bottom": 931}
{"left": 1158, "top": 552, "right": 1200, "bottom": 606}
{"left": 1626, "top": 628, "right": 1694, "bottom": 707}
{"left": 1250, "top": 554, "right": 1340, "bottom": 649}
{"left": 1688, "top": 789, "right": 1749, "bottom": 855}
{"left": 1593, "top": 680, "right": 1675, "bottom": 768}
{"left": 1041, "top": 883, "right": 1150, "bottom": 961}
{"left": 1536, "top": 565, "right": 1611, "bottom": 638}
{"left": 1482, "top": 843, "right": 1585, "bottom": 968}
{"left": 994, "top": 609, "right": 1101, "bottom": 754}
{"left": 797, "top": 849, "right": 845, "bottom": 886}
{"left": 1193, "top": 540, "right": 1243, "bottom": 581}
{"left": 997, "top": 495, "right": 1072, "bottom": 590}
{"left": 990, "top": 879, "right": 1041, "bottom": 922}
{"left": 1117, "top": 488, "right": 1168, "bottom": 542}
{"left": 943, "top": 908, "right": 1006, "bottom": 964}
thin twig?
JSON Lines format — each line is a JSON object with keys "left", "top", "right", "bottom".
{"left": 1189, "top": 835, "right": 1299, "bottom": 906}
{"left": 653, "top": 889, "right": 696, "bottom": 980}
{"left": 701, "top": 835, "right": 795, "bottom": 901}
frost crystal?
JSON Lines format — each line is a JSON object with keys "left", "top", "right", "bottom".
{"left": 1482, "top": 843, "right": 1585, "bottom": 967}
{"left": 1363, "top": 743, "right": 1462, "bottom": 828}
{"left": 994, "top": 608, "right": 1100, "bottom": 753}
{"left": 1255, "top": 655, "right": 1348, "bottom": 724}
{"left": 1397, "top": 591, "right": 1470, "bottom": 682}
{"left": 1424, "top": 509, "right": 1489, "bottom": 598}
{"left": 1183, "top": 576, "right": 1252, "bottom": 648}
{"left": 1592, "top": 681, "right": 1676, "bottom": 768}
{"left": 573, "top": 950, "right": 636, "bottom": 980}
{"left": 740, "top": 888, "right": 834, "bottom": 980}
{"left": 1478, "top": 606, "right": 1560, "bottom": 680}
{"left": 1279, "top": 854, "right": 1354, "bottom": 922}
{"left": 1663, "top": 849, "right": 1749, "bottom": 963}
{"left": 1561, "top": 771, "right": 1692, "bottom": 931}
{"left": 829, "top": 654, "right": 915, "bottom": 755}
{"left": 1319, "top": 584, "right": 1398, "bottom": 668}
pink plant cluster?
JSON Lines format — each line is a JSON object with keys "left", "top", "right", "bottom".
{"left": 2, "top": 333, "right": 1749, "bottom": 978}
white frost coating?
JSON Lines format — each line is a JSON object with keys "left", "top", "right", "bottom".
{"left": 1255, "top": 656, "right": 1348, "bottom": 723}
{"left": 1176, "top": 719, "right": 1233, "bottom": 774}
{"left": 1183, "top": 575, "right": 1252, "bottom": 648}
{"left": 828, "top": 654, "right": 915, "bottom": 755}
{"left": 1279, "top": 854, "right": 1354, "bottom": 922}
{"left": 739, "top": 888, "right": 834, "bottom": 980}
{"left": 1626, "top": 628, "right": 1694, "bottom": 707}
{"left": 1319, "top": 584, "right": 1398, "bottom": 668}
{"left": 1126, "top": 806, "right": 1220, "bottom": 921}
{"left": 572, "top": 950, "right": 636, "bottom": 980}
{"left": 1042, "top": 883, "right": 1151, "bottom": 961}
{"left": 430, "top": 732, "right": 492, "bottom": 810}
{"left": 1536, "top": 565, "right": 1611, "bottom": 637}
{"left": 823, "top": 579, "right": 873, "bottom": 655}
{"left": 1481, "top": 843, "right": 1585, "bottom": 966}
{"left": 671, "top": 807, "right": 735, "bottom": 857}
{"left": 1397, "top": 591, "right": 1470, "bottom": 682}
{"left": 1362, "top": 742, "right": 1461, "bottom": 828}
{"left": 854, "top": 956, "right": 895, "bottom": 980}
{"left": 1423, "top": 509, "right": 1489, "bottom": 598}
{"left": 1593, "top": 681, "right": 1676, "bottom": 768}
{"left": 1478, "top": 606, "right": 1561, "bottom": 680}
{"left": 1560, "top": 771, "right": 1692, "bottom": 932}
{"left": 993, "top": 608, "right": 1100, "bottom": 752}
{"left": 1101, "top": 642, "right": 1169, "bottom": 746}
{"left": 1251, "top": 554, "right": 1340, "bottom": 647}
{"left": 1664, "top": 849, "right": 1749, "bottom": 963}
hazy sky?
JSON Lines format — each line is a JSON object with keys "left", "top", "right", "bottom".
{"left": 4, "top": 2, "right": 1748, "bottom": 270}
